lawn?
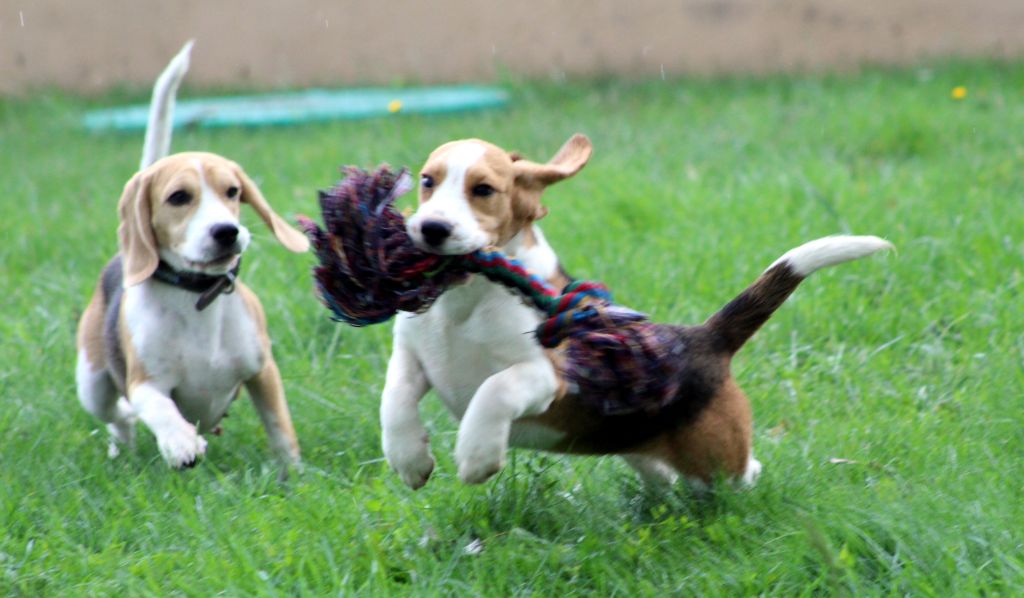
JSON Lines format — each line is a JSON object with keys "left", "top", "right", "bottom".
{"left": 1, "top": 61, "right": 1022, "bottom": 595}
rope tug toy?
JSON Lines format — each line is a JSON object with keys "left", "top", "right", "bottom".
{"left": 299, "top": 165, "right": 692, "bottom": 416}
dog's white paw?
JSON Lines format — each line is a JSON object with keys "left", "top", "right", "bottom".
{"left": 269, "top": 437, "right": 301, "bottom": 467}
{"left": 280, "top": 447, "right": 302, "bottom": 467}
{"left": 395, "top": 452, "right": 436, "bottom": 490}
{"left": 157, "top": 424, "right": 207, "bottom": 469}
{"left": 455, "top": 432, "right": 506, "bottom": 485}
{"left": 384, "top": 434, "right": 435, "bottom": 490}
{"left": 739, "top": 456, "right": 763, "bottom": 488}
{"left": 106, "top": 422, "right": 135, "bottom": 458}
{"left": 105, "top": 399, "right": 137, "bottom": 459}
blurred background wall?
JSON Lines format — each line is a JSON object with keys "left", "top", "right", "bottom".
{"left": 3, "top": 0, "right": 1024, "bottom": 95}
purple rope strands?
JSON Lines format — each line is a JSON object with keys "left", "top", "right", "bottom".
{"left": 301, "top": 165, "right": 695, "bottom": 416}
{"left": 298, "top": 166, "right": 471, "bottom": 326}
{"left": 558, "top": 314, "right": 693, "bottom": 416}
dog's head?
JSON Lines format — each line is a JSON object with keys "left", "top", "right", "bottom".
{"left": 117, "top": 152, "right": 309, "bottom": 287}
{"left": 407, "top": 134, "right": 592, "bottom": 255}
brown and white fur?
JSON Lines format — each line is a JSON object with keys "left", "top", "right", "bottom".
{"left": 381, "top": 133, "right": 892, "bottom": 490}
{"left": 75, "top": 42, "right": 309, "bottom": 468}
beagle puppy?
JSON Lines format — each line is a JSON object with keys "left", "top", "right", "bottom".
{"left": 380, "top": 134, "right": 891, "bottom": 489}
{"left": 75, "top": 42, "right": 309, "bottom": 468}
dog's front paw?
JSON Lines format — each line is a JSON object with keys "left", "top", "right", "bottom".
{"left": 157, "top": 424, "right": 208, "bottom": 469}
{"left": 395, "top": 452, "right": 436, "bottom": 490}
{"left": 455, "top": 432, "right": 506, "bottom": 485}
{"left": 383, "top": 434, "right": 435, "bottom": 490}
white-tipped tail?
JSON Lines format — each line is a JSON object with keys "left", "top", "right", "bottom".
{"left": 768, "top": 235, "right": 894, "bottom": 277}
{"left": 140, "top": 40, "right": 194, "bottom": 170}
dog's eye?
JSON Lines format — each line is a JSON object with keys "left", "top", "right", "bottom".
{"left": 420, "top": 174, "right": 435, "bottom": 190}
{"left": 167, "top": 190, "right": 192, "bottom": 206}
{"left": 226, "top": 186, "right": 239, "bottom": 199}
{"left": 472, "top": 184, "right": 495, "bottom": 198}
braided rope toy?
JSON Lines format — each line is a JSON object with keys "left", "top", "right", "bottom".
{"left": 299, "top": 166, "right": 692, "bottom": 416}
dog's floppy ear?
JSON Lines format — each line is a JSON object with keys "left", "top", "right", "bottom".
{"left": 513, "top": 133, "right": 592, "bottom": 188}
{"left": 510, "top": 134, "right": 592, "bottom": 222}
{"left": 233, "top": 164, "right": 309, "bottom": 253}
{"left": 118, "top": 171, "right": 160, "bottom": 287}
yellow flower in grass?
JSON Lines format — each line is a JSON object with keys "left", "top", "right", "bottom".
{"left": 951, "top": 86, "right": 968, "bottom": 100}
{"left": 388, "top": 99, "right": 403, "bottom": 113}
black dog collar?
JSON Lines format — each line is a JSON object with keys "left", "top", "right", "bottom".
{"left": 152, "top": 259, "right": 241, "bottom": 311}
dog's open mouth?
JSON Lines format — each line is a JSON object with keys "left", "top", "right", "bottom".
{"left": 411, "top": 236, "right": 490, "bottom": 257}
{"left": 184, "top": 253, "right": 239, "bottom": 272}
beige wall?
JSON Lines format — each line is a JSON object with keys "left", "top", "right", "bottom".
{"left": 3, "top": 0, "right": 1024, "bottom": 95}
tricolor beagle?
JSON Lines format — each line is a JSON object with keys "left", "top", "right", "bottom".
{"left": 380, "top": 134, "right": 892, "bottom": 490}
{"left": 75, "top": 42, "right": 309, "bottom": 469}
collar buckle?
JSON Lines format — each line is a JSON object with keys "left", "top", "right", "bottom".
{"left": 152, "top": 259, "right": 242, "bottom": 311}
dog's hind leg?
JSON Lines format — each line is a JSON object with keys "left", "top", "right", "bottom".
{"left": 622, "top": 453, "right": 679, "bottom": 488}
{"left": 659, "top": 378, "right": 754, "bottom": 489}
{"left": 76, "top": 350, "right": 136, "bottom": 458}
{"left": 245, "top": 358, "right": 300, "bottom": 466}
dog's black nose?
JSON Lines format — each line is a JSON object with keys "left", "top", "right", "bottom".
{"left": 420, "top": 220, "right": 453, "bottom": 247}
{"left": 209, "top": 224, "right": 239, "bottom": 247}
{"left": 210, "top": 224, "right": 239, "bottom": 247}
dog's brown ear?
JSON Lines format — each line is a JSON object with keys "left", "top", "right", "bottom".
{"left": 510, "top": 134, "right": 592, "bottom": 223}
{"left": 513, "top": 133, "right": 592, "bottom": 187}
{"left": 233, "top": 164, "right": 309, "bottom": 253}
{"left": 118, "top": 171, "right": 160, "bottom": 287}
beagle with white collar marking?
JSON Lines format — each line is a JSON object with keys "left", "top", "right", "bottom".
{"left": 381, "top": 133, "right": 892, "bottom": 490}
{"left": 75, "top": 42, "right": 309, "bottom": 468}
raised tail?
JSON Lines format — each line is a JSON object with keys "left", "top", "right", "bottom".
{"left": 705, "top": 235, "right": 893, "bottom": 355}
{"left": 140, "top": 40, "right": 194, "bottom": 170}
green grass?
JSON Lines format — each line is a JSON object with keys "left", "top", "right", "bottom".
{"left": 2, "top": 61, "right": 1023, "bottom": 595}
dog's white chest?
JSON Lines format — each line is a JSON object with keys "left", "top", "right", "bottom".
{"left": 396, "top": 277, "right": 547, "bottom": 418}
{"left": 124, "top": 283, "right": 263, "bottom": 429}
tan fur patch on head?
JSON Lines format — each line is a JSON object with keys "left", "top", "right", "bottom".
{"left": 146, "top": 153, "right": 243, "bottom": 251}
{"left": 119, "top": 152, "right": 308, "bottom": 287}
{"left": 119, "top": 152, "right": 245, "bottom": 285}
{"left": 417, "top": 135, "right": 592, "bottom": 247}
{"left": 419, "top": 140, "right": 521, "bottom": 246}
